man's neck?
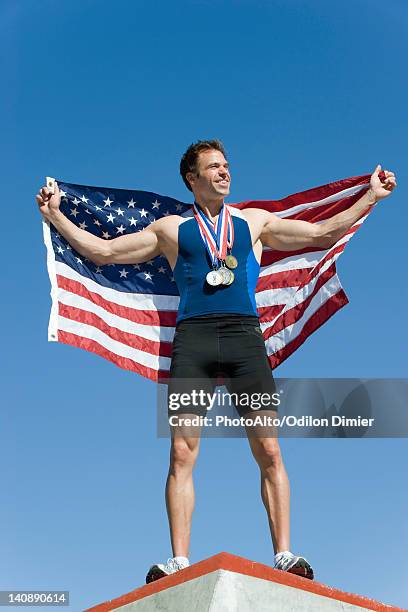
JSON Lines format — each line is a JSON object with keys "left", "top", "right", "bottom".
{"left": 194, "top": 196, "right": 224, "bottom": 221}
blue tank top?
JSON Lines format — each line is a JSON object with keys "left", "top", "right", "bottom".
{"left": 173, "top": 206, "right": 261, "bottom": 323}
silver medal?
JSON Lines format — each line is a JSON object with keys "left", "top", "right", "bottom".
{"left": 220, "top": 267, "right": 233, "bottom": 285}
{"left": 206, "top": 269, "right": 223, "bottom": 286}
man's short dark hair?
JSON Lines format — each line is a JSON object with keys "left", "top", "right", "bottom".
{"left": 180, "top": 139, "right": 227, "bottom": 192}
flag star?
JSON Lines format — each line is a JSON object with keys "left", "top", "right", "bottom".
{"left": 163, "top": 210, "right": 171, "bottom": 216}
{"left": 72, "top": 197, "right": 81, "bottom": 205}
{"left": 66, "top": 245, "right": 71, "bottom": 250}
{"left": 103, "top": 197, "right": 113, "bottom": 207}
{"left": 60, "top": 189, "right": 67, "bottom": 198}
{"left": 175, "top": 203, "right": 183, "bottom": 211}
{"left": 106, "top": 213, "right": 116, "bottom": 223}
{"left": 70, "top": 208, "right": 79, "bottom": 218}
{"left": 85, "top": 209, "right": 92, "bottom": 214}
{"left": 81, "top": 195, "right": 89, "bottom": 203}
{"left": 133, "top": 264, "right": 141, "bottom": 270}
{"left": 158, "top": 266, "right": 166, "bottom": 273}
{"left": 116, "top": 207, "right": 124, "bottom": 216}
{"left": 119, "top": 268, "right": 129, "bottom": 278}
{"left": 129, "top": 217, "right": 138, "bottom": 226}
{"left": 57, "top": 246, "right": 65, "bottom": 254}
{"left": 108, "top": 263, "right": 116, "bottom": 267}
{"left": 95, "top": 266, "right": 103, "bottom": 273}
{"left": 127, "top": 198, "right": 137, "bottom": 208}
{"left": 93, "top": 218, "right": 101, "bottom": 226}
{"left": 55, "top": 232, "right": 61, "bottom": 238}
{"left": 102, "top": 231, "right": 111, "bottom": 239}
{"left": 140, "top": 208, "right": 148, "bottom": 218}
{"left": 152, "top": 199, "right": 161, "bottom": 210}
{"left": 146, "top": 259, "right": 155, "bottom": 266}
{"left": 116, "top": 224, "right": 126, "bottom": 234}
{"left": 95, "top": 205, "right": 102, "bottom": 211}
{"left": 79, "top": 221, "right": 88, "bottom": 230}
{"left": 76, "top": 257, "right": 83, "bottom": 264}
{"left": 144, "top": 272, "right": 153, "bottom": 280}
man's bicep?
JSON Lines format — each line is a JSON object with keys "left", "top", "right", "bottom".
{"left": 261, "top": 214, "right": 319, "bottom": 250}
{"left": 108, "top": 226, "right": 161, "bottom": 264}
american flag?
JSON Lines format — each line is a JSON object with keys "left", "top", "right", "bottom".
{"left": 42, "top": 174, "right": 376, "bottom": 382}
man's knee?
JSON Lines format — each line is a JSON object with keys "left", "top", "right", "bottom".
{"left": 251, "top": 438, "right": 283, "bottom": 469}
{"left": 170, "top": 437, "right": 200, "bottom": 470}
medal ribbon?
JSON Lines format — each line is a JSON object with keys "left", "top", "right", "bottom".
{"left": 193, "top": 203, "right": 234, "bottom": 267}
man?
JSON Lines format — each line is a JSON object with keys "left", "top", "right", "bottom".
{"left": 35, "top": 140, "right": 396, "bottom": 583}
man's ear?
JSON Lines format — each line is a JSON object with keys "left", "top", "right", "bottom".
{"left": 186, "top": 172, "right": 195, "bottom": 189}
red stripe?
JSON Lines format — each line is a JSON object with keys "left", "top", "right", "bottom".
{"left": 256, "top": 268, "right": 312, "bottom": 291}
{"left": 58, "top": 331, "right": 169, "bottom": 382}
{"left": 269, "top": 289, "right": 349, "bottom": 369}
{"left": 257, "top": 304, "right": 285, "bottom": 321}
{"left": 287, "top": 190, "right": 366, "bottom": 223}
{"left": 58, "top": 303, "right": 173, "bottom": 357}
{"left": 57, "top": 275, "right": 177, "bottom": 327}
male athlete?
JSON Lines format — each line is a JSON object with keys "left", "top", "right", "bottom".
{"left": 35, "top": 140, "right": 396, "bottom": 583}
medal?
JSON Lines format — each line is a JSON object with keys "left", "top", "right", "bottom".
{"left": 225, "top": 254, "right": 238, "bottom": 269}
{"left": 206, "top": 269, "right": 223, "bottom": 286}
{"left": 219, "top": 266, "right": 232, "bottom": 285}
{"left": 225, "top": 269, "right": 235, "bottom": 285}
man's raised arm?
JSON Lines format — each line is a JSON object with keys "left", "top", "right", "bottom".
{"left": 35, "top": 180, "right": 162, "bottom": 266}
{"left": 260, "top": 165, "right": 397, "bottom": 251}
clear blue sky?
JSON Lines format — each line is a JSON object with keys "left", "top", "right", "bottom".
{"left": 2, "top": 0, "right": 407, "bottom": 609}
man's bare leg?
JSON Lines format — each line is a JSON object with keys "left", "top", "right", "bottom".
{"left": 165, "top": 420, "right": 201, "bottom": 558}
{"left": 245, "top": 412, "right": 290, "bottom": 553}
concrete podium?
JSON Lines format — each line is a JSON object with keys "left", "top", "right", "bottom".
{"left": 85, "top": 552, "right": 405, "bottom": 612}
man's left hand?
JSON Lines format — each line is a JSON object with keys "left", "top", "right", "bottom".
{"left": 370, "top": 164, "right": 397, "bottom": 201}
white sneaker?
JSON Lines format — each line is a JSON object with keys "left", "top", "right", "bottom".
{"left": 274, "top": 550, "right": 314, "bottom": 580}
{"left": 146, "top": 557, "right": 189, "bottom": 584}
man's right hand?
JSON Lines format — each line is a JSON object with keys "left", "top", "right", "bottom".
{"left": 35, "top": 181, "right": 61, "bottom": 220}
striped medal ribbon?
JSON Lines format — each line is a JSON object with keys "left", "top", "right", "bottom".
{"left": 192, "top": 203, "right": 236, "bottom": 286}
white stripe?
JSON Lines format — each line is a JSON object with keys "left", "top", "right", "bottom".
{"left": 58, "top": 317, "right": 172, "bottom": 371}
{"left": 42, "top": 220, "right": 59, "bottom": 342}
{"left": 274, "top": 183, "right": 368, "bottom": 219}
{"left": 58, "top": 290, "right": 176, "bottom": 342}
{"left": 55, "top": 261, "right": 180, "bottom": 311}
{"left": 259, "top": 250, "right": 328, "bottom": 276}
{"left": 264, "top": 274, "right": 343, "bottom": 356}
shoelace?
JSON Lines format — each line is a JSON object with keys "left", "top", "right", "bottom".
{"left": 274, "top": 551, "right": 296, "bottom": 570}
{"left": 165, "top": 558, "right": 185, "bottom": 572}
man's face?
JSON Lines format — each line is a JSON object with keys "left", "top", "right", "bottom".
{"left": 187, "top": 149, "right": 231, "bottom": 200}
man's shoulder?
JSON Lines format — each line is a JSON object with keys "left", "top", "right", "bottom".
{"left": 153, "top": 210, "right": 194, "bottom": 234}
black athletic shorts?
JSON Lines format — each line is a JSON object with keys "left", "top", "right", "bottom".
{"left": 168, "top": 314, "right": 278, "bottom": 418}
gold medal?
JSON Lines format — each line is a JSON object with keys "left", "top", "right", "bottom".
{"left": 225, "top": 255, "right": 238, "bottom": 269}
{"left": 225, "top": 270, "right": 235, "bottom": 285}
